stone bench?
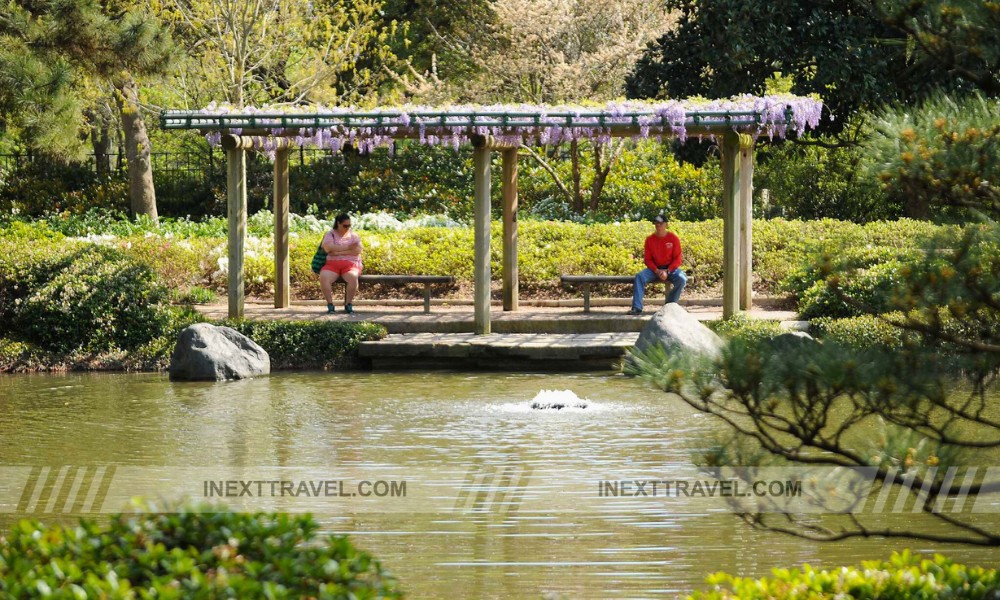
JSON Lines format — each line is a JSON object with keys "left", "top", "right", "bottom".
{"left": 560, "top": 275, "right": 670, "bottom": 313}
{"left": 332, "top": 275, "right": 455, "bottom": 313}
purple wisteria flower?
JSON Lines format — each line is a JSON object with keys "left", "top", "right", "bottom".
{"left": 196, "top": 96, "right": 824, "bottom": 157}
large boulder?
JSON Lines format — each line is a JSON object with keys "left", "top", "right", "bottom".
{"left": 633, "top": 303, "right": 724, "bottom": 360}
{"left": 169, "top": 323, "right": 270, "bottom": 381}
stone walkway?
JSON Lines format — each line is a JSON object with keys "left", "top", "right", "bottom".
{"left": 194, "top": 300, "right": 804, "bottom": 370}
{"left": 195, "top": 300, "right": 801, "bottom": 335}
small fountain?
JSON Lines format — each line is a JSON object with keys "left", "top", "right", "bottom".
{"left": 530, "top": 389, "right": 589, "bottom": 410}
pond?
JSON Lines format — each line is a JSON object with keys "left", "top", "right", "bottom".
{"left": 1, "top": 371, "right": 998, "bottom": 598}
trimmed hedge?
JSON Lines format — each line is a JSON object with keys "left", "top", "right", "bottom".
{"left": 0, "top": 505, "right": 401, "bottom": 598}
{"left": 706, "top": 314, "right": 786, "bottom": 345}
{"left": 0, "top": 228, "right": 178, "bottom": 355}
{"left": 0, "top": 225, "right": 386, "bottom": 371}
{"left": 0, "top": 216, "right": 964, "bottom": 314}
{"left": 9, "top": 216, "right": 952, "bottom": 301}
{"left": 810, "top": 315, "right": 907, "bottom": 350}
{"left": 219, "top": 319, "right": 387, "bottom": 370}
{"left": 689, "top": 550, "right": 999, "bottom": 599}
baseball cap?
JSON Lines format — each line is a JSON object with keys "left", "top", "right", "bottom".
{"left": 652, "top": 214, "right": 667, "bottom": 224}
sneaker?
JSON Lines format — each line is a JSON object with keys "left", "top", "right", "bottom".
{"left": 344, "top": 303, "right": 354, "bottom": 314}
{"left": 626, "top": 308, "right": 643, "bottom": 316}
{"left": 327, "top": 303, "right": 336, "bottom": 314}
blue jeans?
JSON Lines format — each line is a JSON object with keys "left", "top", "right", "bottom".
{"left": 632, "top": 268, "right": 687, "bottom": 311}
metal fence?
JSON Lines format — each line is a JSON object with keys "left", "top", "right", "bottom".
{"left": 0, "top": 148, "right": 335, "bottom": 180}
{"left": 0, "top": 148, "right": 346, "bottom": 217}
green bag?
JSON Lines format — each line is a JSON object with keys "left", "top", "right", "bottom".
{"left": 311, "top": 243, "right": 327, "bottom": 274}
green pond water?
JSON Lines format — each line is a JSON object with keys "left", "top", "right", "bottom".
{"left": 1, "top": 371, "right": 998, "bottom": 598}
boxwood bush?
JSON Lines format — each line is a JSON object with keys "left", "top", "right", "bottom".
{"left": 3, "top": 216, "right": 963, "bottom": 305}
{"left": 706, "top": 314, "right": 786, "bottom": 344}
{"left": 0, "top": 229, "right": 177, "bottom": 354}
{"left": 16, "top": 246, "right": 173, "bottom": 353}
{"left": 796, "top": 260, "right": 905, "bottom": 320}
{"left": 0, "top": 224, "right": 387, "bottom": 370}
{"left": 689, "top": 550, "right": 998, "bottom": 599}
{"left": 0, "top": 505, "right": 401, "bottom": 598}
{"left": 810, "top": 314, "right": 907, "bottom": 350}
{"left": 220, "top": 319, "right": 387, "bottom": 370}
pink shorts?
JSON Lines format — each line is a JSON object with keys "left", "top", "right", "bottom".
{"left": 321, "top": 260, "right": 362, "bottom": 276}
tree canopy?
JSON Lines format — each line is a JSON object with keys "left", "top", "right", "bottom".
{"left": 0, "top": 0, "right": 174, "bottom": 157}
{"left": 626, "top": 0, "right": 1000, "bottom": 140}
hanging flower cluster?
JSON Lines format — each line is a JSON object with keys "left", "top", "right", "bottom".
{"left": 180, "top": 95, "right": 824, "bottom": 155}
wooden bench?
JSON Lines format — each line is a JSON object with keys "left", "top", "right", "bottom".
{"left": 560, "top": 275, "right": 671, "bottom": 313}
{"left": 332, "top": 275, "right": 455, "bottom": 313}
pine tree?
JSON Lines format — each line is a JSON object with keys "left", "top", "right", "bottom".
{"left": 0, "top": 0, "right": 176, "bottom": 220}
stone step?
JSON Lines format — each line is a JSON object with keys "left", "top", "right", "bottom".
{"left": 359, "top": 332, "right": 639, "bottom": 371}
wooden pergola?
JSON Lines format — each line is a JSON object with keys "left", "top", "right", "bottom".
{"left": 161, "top": 100, "right": 820, "bottom": 332}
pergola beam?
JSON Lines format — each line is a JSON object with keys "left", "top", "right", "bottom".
{"left": 221, "top": 134, "right": 298, "bottom": 150}
{"left": 204, "top": 124, "right": 769, "bottom": 141}
{"left": 471, "top": 134, "right": 522, "bottom": 151}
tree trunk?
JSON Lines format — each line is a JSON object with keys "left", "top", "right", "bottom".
{"left": 116, "top": 77, "right": 158, "bottom": 222}
{"left": 590, "top": 144, "right": 604, "bottom": 212}
{"left": 570, "top": 139, "right": 583, "bottom": 213}
{"left": 904, "top": 195, "right": 931, "bottom": 220}
{"left": 589, "top": 142, "right": 620, "bottom": 212}
{"left": 91, "top": 123, "right": 111, "bottom": 177}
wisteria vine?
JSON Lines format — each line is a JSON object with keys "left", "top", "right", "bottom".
{"left": 172, "top": 96, "right": 824, "bottom": 157}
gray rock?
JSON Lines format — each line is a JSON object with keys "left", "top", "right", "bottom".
{"left": 169, "top": 323, "right": 270, "bottom": 381}
{"left": 633, "top": 303, "right": 724, "bottom": 360}
{"left": 765, "top": 331, "right": 819, "bottom": 352}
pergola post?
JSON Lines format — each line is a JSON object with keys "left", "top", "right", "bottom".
{"left": 274, "top": 148, "right": 290, "bottom": 309}
{"left": 720, "top": 131, "right": 742, "bottom": 319}
{"left": 473, "top": 147, "right": 492, "bottom": 334}
{"left": 738, "top": 135, "right": 754, "bottom": 311}
{"left": 226, "top": 146, "right": 247, "bottom": 319}
{"left": 501, "top": 148, "right": 519, "bottom": 312}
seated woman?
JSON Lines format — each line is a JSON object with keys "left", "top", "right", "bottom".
{"left": 319, "top": 213, "right": 363, "bottom": 314}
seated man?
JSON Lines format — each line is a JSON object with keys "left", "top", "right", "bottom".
{"left": 628, "top": 214, "right": 687, "bottom": 315}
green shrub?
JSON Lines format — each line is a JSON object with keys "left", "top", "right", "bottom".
{"left": 350, "top": 144, "right": 473, "bottom": 220}
{"left": 755, "top": 140, "right": 896, "bottom": 222}
{"left": 519, "top": 141, "right": 722, "bottom": 222}
{"left": 0, "top": 504, "right": 402, "bottom": 598}
{"left": 780, "top": 244, "right": 918, "bottom": 298}
{"left": 811, "top": 315, "right": 907, "bottom": 350}
{"left": 689, "top": 550, "right": 998, "bottom": 599}
{"left": 796, "top": 260, "right": 905, "bottom": 319}
{"left": 0, "top": 338, "right": 32, "bottom": 368}
{"left": 707, "top": 315, "right": 786, "bottom": 344}
{"left": 175, "top": 285, "right": 218, "bottom": 304}
{"left": 15, "top": 246, "right": 173, "bottom": 353}
{"left": 0, "top": 160, "right": 129, "bottom": 217}
{"left": 598, "top": 143, "right": 722, "bottom": 221}
{"left": 0, "top": 231, "right": 176, "bottom": 354}
{"left": 219, "top": 320, "right": 387, "bottom": 369}
{"left": 3, "top": 216, "right": 965, "bottom": 305}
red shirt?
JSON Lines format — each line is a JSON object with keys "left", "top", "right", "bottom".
{"left": 644, "top": 232, "right": 682, "bottom": 272}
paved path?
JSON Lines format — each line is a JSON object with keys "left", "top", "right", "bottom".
{"left": 195, "top": 301, "right": 804, "bottom": 370}
{"left": 195, "top": 301, "right": 801, "bottom": 334}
